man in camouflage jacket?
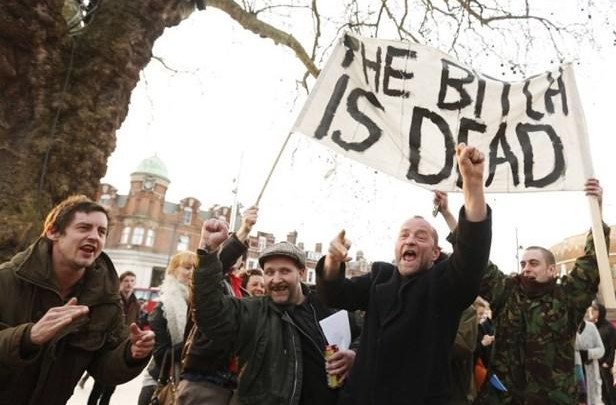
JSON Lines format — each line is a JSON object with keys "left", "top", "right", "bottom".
{"left": 477, "top": 179, "right": 608, "bottom": 404}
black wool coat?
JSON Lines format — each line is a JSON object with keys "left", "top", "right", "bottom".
{"left": 316, "top": 208, "right": 492, "bottom": 405}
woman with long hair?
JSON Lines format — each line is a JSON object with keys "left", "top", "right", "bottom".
{"left": 137, "top": 251, "right": 197, "bottom": 405}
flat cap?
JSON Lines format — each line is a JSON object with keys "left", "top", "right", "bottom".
{"left": 259, "top": 241, "right": 306, "bottom": 269}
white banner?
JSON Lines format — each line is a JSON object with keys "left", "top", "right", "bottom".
{"left": 293, "top": 33, "right": 593, "bottom": 192}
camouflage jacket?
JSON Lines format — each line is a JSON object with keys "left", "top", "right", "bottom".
{"left": 477, "top": 224, "right": 609, "bottom": 405}
{"left": 450, "top": 305, "right": 478, "bottom": 404}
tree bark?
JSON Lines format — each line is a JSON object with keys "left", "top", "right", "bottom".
{"left": 0, "top": 0, "right": 191, "bottom": 261}
{"left": 0, "top": 0, "right": 582, "bottom": 262}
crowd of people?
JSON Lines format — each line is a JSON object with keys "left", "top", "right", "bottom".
{"left": 0, "top": 143, "right": 613, "bottom": 405}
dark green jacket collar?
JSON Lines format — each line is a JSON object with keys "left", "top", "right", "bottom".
{"left": 12, "top": 238, "right": 120, "bottom": 306}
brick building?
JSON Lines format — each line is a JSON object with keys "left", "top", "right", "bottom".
{"left": 96, "top": 156, "right": 369, "bottom": 288}
{"left": 96, "top": 155, "right": 236, "bottom": 288}
{"left": 550, "top": 225, "right": 616, "bottom": 286}
{"left": 346, "top": 250, "right": 371, "bottom": 278}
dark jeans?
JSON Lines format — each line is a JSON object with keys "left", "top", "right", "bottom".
{"left": 600, "top": 366, "right": 615, "bottom": 405}
{"left": 87, "top": 380, "right": 116, "bottom": 405}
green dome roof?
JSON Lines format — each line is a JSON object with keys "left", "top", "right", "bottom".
{"left": 132, "top": 155, "right": 169, "bottom": 181}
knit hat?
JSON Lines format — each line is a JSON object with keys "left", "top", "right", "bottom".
{"left": 259, "top": 241, "right": 306, "bottom": 269}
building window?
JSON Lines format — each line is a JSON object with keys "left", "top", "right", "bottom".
{"left": 306, "top": 269, "right": 316, "bottom": 285}
{"left": 183, "top": 208, "right": 193, "bottom": 225}
{"left": 307, "top": 251, "right": 321, "bottom": 261}
{"left": 132, "top": 227, "right": 144, "bottom": 245}
{"left": 258, "top": 236, "right": 267, "bottom": 252}
{"left": 120, "top": 227, "right": 131, "bottom": 244}
{"left": 99, "top": 193, "right": 111, "bottom": 206}
{"left": 145, "top": 229, "right": 155, "bottom": 247}
{"left": 247, "top": 259, "right": 258, "bottom": 270}
{"left": 177, "top": 235, "right": 190, "bottom": 251}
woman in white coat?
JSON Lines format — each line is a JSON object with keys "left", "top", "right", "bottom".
{"left": 137, "top": 251, "right": 197, "bottom": 405}
{"left": 576, "top": 319, "right": 606, "bottom": 405}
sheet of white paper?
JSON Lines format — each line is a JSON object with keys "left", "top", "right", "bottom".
{"left": 319, "top": 310, "right": 351, "bottom": 350}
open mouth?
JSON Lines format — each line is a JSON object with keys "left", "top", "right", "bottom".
{"left": 80, "top": 244, "right": 96, "bottom": 254}
{"left": 402, "top": 250, "right": 417, "bottom": 262}
{"left": 269, "top": 284, "right": 288, "bottom": 294}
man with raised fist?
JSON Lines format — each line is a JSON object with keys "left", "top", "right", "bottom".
{"left": 190, "top": 216, "right": 360, "bottom": 405}
{"left": 316, "top": 144, "right": 492, "bottom": 405}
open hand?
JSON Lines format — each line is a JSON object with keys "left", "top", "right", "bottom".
{"left": 30, "top": 297, "right": 89, "bottom": 345}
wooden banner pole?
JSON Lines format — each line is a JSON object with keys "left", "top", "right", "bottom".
{"left": 255, "top": 131, "right": 293, "bottom": 207}
{"left": 588, "top": 196, "right": 616, "bottom": 308}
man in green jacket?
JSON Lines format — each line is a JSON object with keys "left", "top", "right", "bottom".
{"left": 0, "top": 195, "right": 155, "bottom": 405}
{"left": 192, "top": 220, "right": 359, "bottom": 405}
{"left": 435, "top": 178, "right": 608, "bottom": 404}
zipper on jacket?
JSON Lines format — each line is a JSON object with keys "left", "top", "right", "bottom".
{"left": 287, "top": 312, "right": 300, "bottom": 405}
{"left": 310, "top": 303, "right": 330, "bottom": 346}
{"left": 283, "top": 310, "right": 324, "bottom": 356}
{"left": 281, "top": 300, "right": 332, "bottom": 405}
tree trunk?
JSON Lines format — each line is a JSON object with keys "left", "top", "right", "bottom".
{"left": 0, "top": 0, "right": 191, "bottom": 262}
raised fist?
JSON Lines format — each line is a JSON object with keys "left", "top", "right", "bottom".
{"left": 456, "top": 143, "right": 485, "bottom": 184}
{"left": 199, "top": 218, "right": 230, "bottom": 252}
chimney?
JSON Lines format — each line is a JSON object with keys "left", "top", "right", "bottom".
{"left": 287, "top": 230, "right": 298, "bottom": 245}
{"left": 315, "top": 243, "right": 322, "bottom": 254}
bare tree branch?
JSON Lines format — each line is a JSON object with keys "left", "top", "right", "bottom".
{"left": 151, "top": 55, "right": 201, "bottom": 74}
{"left": 208, "top": 0, "right": 320, "bottom": 78}
{"left": 453, "top": 0, "right": 563, "bottom": 29}
{"left": 399, "top": 0, "right": 410, "bottom": 31}
{"left": 309, "top": 0, "right": 321, "bottom": 65}
{"left": 375, "top": 1, "right": 386, "bottom": 37}
{"left": 380, "top": 0, "right": 420, "bottom": 42}
{"left": 253, "top": 4, "right": 311, "bottom": 17}
{"left": 300, "top": 0, "right": 321, "bottom": 91}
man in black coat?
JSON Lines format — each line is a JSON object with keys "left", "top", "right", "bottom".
{"left": 316, "top": 144, "right": 492, "bottom": 405}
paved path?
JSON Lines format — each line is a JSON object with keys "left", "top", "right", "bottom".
{"left": 67, "top": 373, "right": 145, "bottom": 405}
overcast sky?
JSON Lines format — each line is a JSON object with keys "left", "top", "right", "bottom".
{"left": 101, "top": 3, "right": 616, "bottom": 273}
